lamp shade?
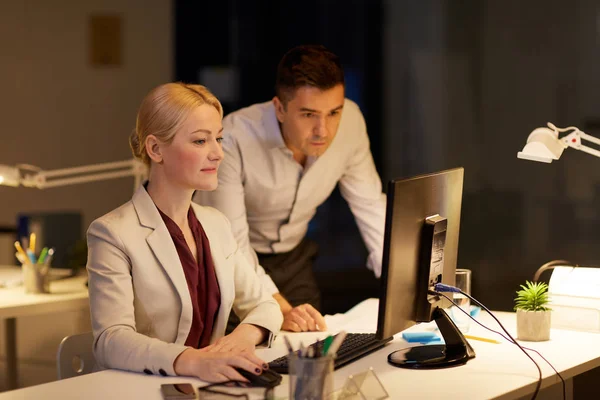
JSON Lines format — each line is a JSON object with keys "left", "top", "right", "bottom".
{"left": 517, "top": 127, "right": 567, "bottom": 163}
{"left": 0, "top": 165, "right": 20, "bottom": 187}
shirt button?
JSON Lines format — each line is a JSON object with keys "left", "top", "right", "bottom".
{"left": 143, "top": 369, "right": 152, "bottom": 375}
{"left": 159, "top": 368, "right": 167, "bottom": 376}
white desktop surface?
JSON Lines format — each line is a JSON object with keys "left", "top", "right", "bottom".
{"left": 0, "top": 265, "right": 89, "bottom": 390}
{"left": 2, "top": 298, "right": 599, "bottom": 399}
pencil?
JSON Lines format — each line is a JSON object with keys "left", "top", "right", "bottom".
{"left": 464, "top": 334, "right": 501, "bottom": 344}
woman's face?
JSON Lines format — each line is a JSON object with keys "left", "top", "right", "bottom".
{"left": 160, "top": 104, "right": 224, "bottom": 191}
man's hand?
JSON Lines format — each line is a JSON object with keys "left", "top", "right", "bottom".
{"left": 273, "top": 293, "right": 327, "bottom": 332}
{"left": 282, "top": 303, "right": 327, "bottom": 332}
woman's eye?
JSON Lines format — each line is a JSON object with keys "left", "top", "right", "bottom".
{"left": 303, "top": 113, "right": 313, "bottom": 118}
{"left": 195, "top": 139, "right": 206, "bottom": 145}
{"left": 216, "top": 137, "right": 224, "bottom": 143}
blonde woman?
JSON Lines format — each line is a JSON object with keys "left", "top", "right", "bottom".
{"left": 86, "top": 83, "right": 283, "bottom": 383}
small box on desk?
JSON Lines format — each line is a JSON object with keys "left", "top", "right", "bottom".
{"left": 549, "top": 266, "right": 600, "bottom": 333}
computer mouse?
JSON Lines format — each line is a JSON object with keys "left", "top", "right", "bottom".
{"left": 235, "top": 367, "right": 282, "bottom": 387}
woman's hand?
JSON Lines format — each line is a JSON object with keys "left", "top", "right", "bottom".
{"left": 173, "top": 348, "right": 266, "bottom": 383}
{"left": 202, "top": 324, "right": 267, "bottom": 354}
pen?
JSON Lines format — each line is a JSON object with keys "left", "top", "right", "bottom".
{"left": 29, "top": 232, "right": 36, "bottom": 253}
{"left": 298, "top": 341, "right": 307, "bottom": 358}
{"left": 464, "top": 334, "right": 501, "bottom": 344}
{"left": 327, "top": 331, "right": 347, "bottom": 358}
{"left": 283, "top": 335, "right": 294, "bottom": 354}
{"left": 44, "top": 248, "right": 55, "bottom": 265}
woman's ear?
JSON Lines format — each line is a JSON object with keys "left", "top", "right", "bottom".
{"left": 145, "top": 134, "right": 163, "bottom": 164}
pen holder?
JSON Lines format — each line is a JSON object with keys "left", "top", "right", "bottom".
{"left": 289, "top": 353, "right": 335, "bottom": 400}
{"left": 22, "top": 263, "right": 49, "bottom": 294}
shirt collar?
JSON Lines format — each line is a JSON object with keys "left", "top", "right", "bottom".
{"left": 261, "top": 102, "right": 288, "bottom": 150}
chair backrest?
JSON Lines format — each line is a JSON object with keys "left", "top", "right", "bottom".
{"left": 56, "top": 331, "right": 96, "bottom": 380}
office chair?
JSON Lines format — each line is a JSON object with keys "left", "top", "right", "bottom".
{"left": 56, "top": 332, "right": 96, "bottom": 379}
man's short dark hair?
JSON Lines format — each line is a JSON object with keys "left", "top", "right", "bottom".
{"left": 275, "top": 44, "right": 345, "bottom": 105}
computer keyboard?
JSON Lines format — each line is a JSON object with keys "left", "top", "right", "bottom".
{"left": 268, "top": 333, "right": 393, "bottom": 374}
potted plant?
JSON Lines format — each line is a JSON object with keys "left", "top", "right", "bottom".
{"left": 514, "top": 281, "right": 551, "bottom": 341}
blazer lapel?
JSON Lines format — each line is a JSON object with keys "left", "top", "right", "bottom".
{"left": 132, "top": 186, "right": 193, "bottom": 344}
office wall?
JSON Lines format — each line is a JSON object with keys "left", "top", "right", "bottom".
{"left": 0, "top": 0, "right": 172, "bottom": 239}
{"left": 384, "top": 0, "right": 600, "bottom": 310}
{"left": 0, "top": 0, "right": 172, "bottom": 390}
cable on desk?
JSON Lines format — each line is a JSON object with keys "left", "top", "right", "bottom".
{"left": 433, "top": 284, "right": 565, "bottom": 400}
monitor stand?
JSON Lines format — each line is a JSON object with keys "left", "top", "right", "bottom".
{"left": 387, "top": 307, "right": 476, "bottom": 369}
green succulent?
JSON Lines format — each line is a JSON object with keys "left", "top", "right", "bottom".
{"left": 514, "top": 281, "right": 551, "bottom": 312}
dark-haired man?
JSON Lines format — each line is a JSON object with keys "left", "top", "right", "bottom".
{"left": 195, "top": 45, "right": 386, "bottom": 332}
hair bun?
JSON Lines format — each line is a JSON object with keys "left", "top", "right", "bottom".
{"left": 129, "top": 129, "right": 142, "bottom": 159}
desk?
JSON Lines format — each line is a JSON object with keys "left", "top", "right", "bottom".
{"left": 1, "top": 298, "right": 599, "bottom": 399}
{"left": 0, "top": 265, "right": 88, "bottom": 391}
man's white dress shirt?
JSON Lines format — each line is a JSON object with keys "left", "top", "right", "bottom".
{"left": 195, "top": 99, "right": 386, "bottom": 294}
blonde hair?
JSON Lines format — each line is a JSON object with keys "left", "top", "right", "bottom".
{"left": 129, "top": 83, "right": 223, "bottom": 166}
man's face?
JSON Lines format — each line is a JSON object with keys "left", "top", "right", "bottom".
{"left": 274, "top": 84, "right": 344, "bottom": 159}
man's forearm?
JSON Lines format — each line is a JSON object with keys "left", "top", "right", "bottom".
{"left": 273, "top": 293, "right": 292, "bottom": 314}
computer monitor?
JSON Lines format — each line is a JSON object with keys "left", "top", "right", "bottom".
{"left": 377, "top": 167, "right": 475, "bottom": 368}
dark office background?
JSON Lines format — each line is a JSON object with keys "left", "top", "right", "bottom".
{"left": 175, "top": 0, "right": 600, "bottom": 314}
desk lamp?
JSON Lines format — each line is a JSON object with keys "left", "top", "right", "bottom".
{"left": 518, "top": 125, "right": 600, "bottom": 331}
{"left": 0, "top": 158, "right": 147, "bottom": 276}
{"left": 0, "top": 158, "right": 147, "bottom": 192}
{"left": 517, "top": 122, "right": 600, "bottom": 163}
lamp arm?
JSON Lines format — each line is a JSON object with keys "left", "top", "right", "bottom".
{"left": 21, "top": 159, "right": 147, "bottom": 192}
{"left": 561, "top": 130, "right": 600, "bottom": 159}
{"left": 579, "top": 131, "right": 600, "bottom": 146}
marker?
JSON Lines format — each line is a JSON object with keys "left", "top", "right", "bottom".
{"left": 464, "top": 335, "right": 501, "bottom": 344}
{"left": 38, "top": 247, "right": 49, "bottom": 264}
{"left": 327, "top": 331, "right": 347, "bottom": 358}
{"left": 322, "top": 335, "right": 335, "bottom": 355}
{"left": 29, "top": 232, "right": 36, "bottom": 253}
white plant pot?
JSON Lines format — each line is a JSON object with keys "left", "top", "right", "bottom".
{"left": 516, "top": 309, "right": 551, "bottom": 341}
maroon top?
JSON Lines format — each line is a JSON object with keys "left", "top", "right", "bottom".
{"left": 158, "top": 207, "right": 221, "bottom": 349}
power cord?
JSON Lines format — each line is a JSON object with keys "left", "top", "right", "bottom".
{"left": 433, "top": 283, "right": 565, "bottom": 400}
{"left": 434, "top": 290, "right": 566, "bottom": 400}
